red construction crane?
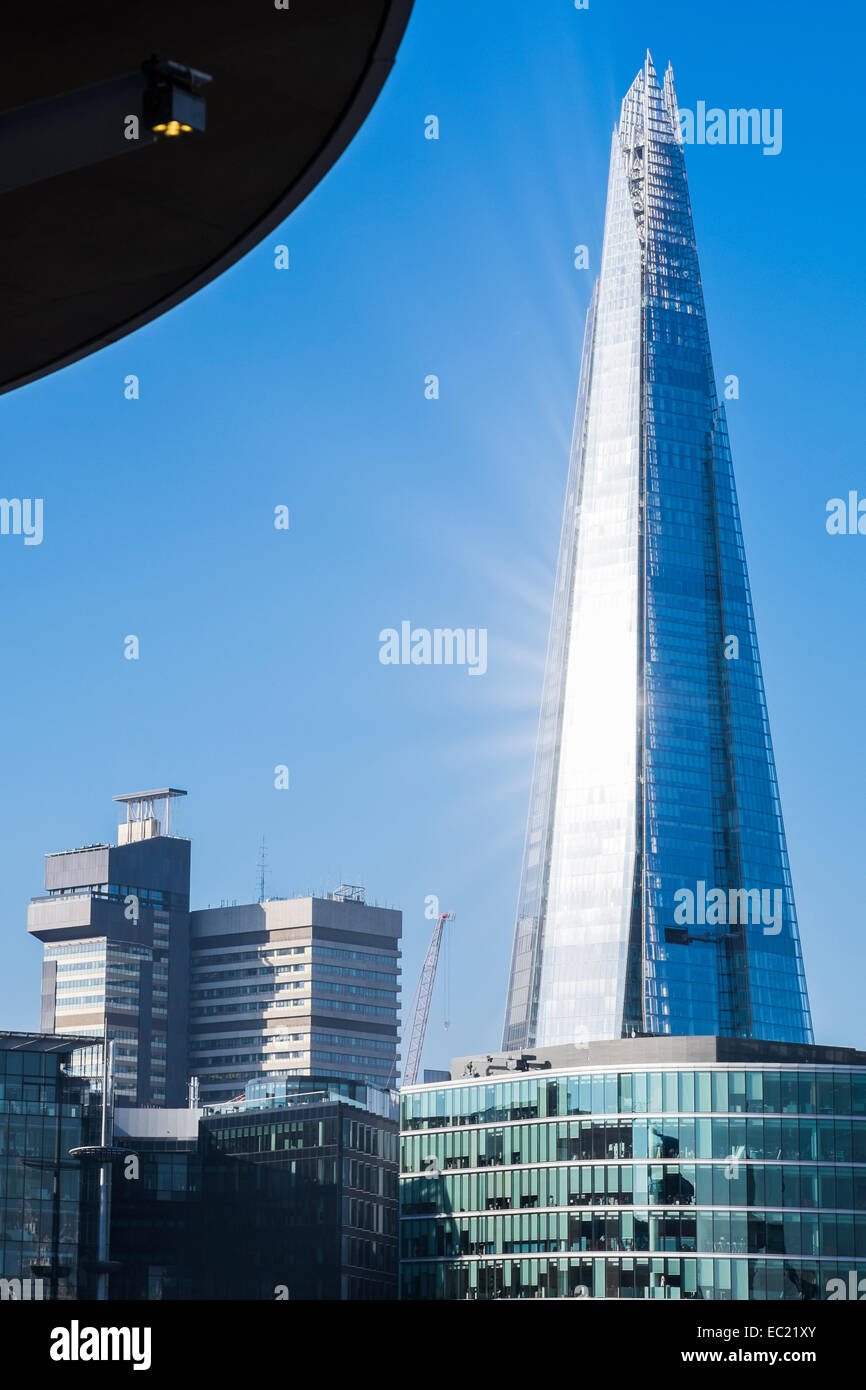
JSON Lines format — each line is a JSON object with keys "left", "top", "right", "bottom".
{"left": 401, "top": 912, "right": 455, "bottom": 1087}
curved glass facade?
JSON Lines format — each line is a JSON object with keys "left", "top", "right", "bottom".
{"left": 400, "top": 1058, "right": 866, "bottom": 1300}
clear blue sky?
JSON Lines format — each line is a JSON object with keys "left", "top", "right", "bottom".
{"left": 2, "top": 0, "right": 863, "bottom": 1068}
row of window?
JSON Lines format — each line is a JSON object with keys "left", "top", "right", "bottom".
{"left": 45, "top": 941, "right": 108, "bottom": 959}
{"left": 401, "top": 1115, "right": 866, "bottom": 1170}
{"left": 341, "top": 1237, "right": 397, "bottom": 1273}
{"left": 0, "top": 1054, "right": 66, "bottom": 1079}
{"left": 344, "top": 1160, "right": 397, "bottom": 1198}
{"left": 343, "top": 1120, "right": 397, "bottom": 1160}
{"left": 193, "top": 962, "right": 398, "bottom": 987}
{"left": 191, "top": 945, "right": 397, "bottom": 970}
{"left": 191, "top": 980, "right": 397, "bottom": 1003}
{"left": 401, "top": 1209, "right": 866, "bottom": 1259}
{"left": 191, "top": 947, "right": 305, "bottom": 968}
{"left": 400, "top": 1256, "right": 863, "bottom": 1301}
{"left": 403, "top": 1070, "right": 866, "bottom": 1128}
{"left": 400, "top": 1163, "right": 866, "bottom": 1216}
{"left": 188, "top": 1032, "right": 395, "bottom": 1054}
{"left": 191, "top": 1000, "right": 397, "bottom": 1019}
{"left": 47, "top": 883, "right": 171, "bottom": 906}
{"left": 344, "top": 1197, "right": 396, "bottom": 1235}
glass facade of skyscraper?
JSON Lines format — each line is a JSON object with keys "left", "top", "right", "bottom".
{"left": 400, "top": 1044, "right": 866, "bottom": 1301}
{"left": 503, "top": 55, "right": 811, "bottom": 1050}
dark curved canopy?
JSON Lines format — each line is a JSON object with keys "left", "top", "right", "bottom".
{"left": 0, "top": 0, "right": 413, "bottom": 395}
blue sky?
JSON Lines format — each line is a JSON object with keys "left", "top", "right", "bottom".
{"left": 2, "top": 0, "right": 863, "bottom": 1068}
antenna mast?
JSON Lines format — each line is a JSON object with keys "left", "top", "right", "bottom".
{"left": 257, "top": 835, "right": 267, "bottom": 902}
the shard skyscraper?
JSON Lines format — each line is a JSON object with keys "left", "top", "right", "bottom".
{"left": 503, "top": 54, "right": 812, "bottom": 1051}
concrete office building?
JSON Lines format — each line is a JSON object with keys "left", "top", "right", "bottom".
{"left": 188, "top": 888, "right": 402, "bottom": 1105}
{"left": 26, "top": 796, "right": 401, "bottom": 1110}
{"left": 27, "top": 790, "right": 191, "bottom": 1107}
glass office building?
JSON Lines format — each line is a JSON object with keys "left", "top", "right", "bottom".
{"left": 0, "top": 1031, "right": 100, "bottom": 1300}
{"left": 110, "top": 1076, "right": 399, "bottom": 1299}
{"left": 400, "top": 1039, "right": 866, "bottom": 1301}
{"left": 503, "top": 55, "right": 811, "bottom": 1049}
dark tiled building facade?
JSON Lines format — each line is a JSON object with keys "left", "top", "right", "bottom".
{"left": 110, "top": 1077, "right": 398, "bottom": 1299}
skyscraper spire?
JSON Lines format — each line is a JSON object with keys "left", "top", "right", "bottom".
{"left": 503, "top": 58, "right": 812, "bottom": 1051}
